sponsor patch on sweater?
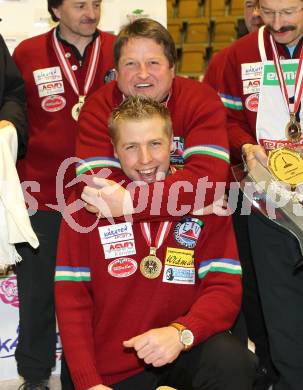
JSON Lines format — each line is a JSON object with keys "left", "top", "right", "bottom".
{"left": 174, "top": 217, "right": 204, "bottom": 248}
{"left": 162, "top": 247, "right": 195, "bottom": 284}
{"left": 99, "top": 222, "right": 134, "bottom": 245}
{"left": 102, "top": 239, "right": 136, "bottom": 259}
{"left": 108, "top": 258, "right": 137, "bottom": 278}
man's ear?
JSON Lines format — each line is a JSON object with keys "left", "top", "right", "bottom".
{"left": 112, "top": 141, "right": 118, "bottom": 159}
{"left": 52, "top": 7, "right": 61, "bottom": 21}
{"left": 170, "top": 135, "right": 174, "bottom": 152}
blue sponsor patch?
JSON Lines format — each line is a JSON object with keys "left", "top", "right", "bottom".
{"left": 104, "top": 68, "right": 116, "bottom": 84}
{"left": 174, "top": 217, "right": 204, "bottom": 248}
{"left": 170, "top": 136, "right": 184, "bottom": 168}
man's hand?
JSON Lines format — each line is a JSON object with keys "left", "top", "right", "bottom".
{"left": 88, "top": 385, "right": 112, "bottom": 390}
{"left": 123, "top": 326, "right": 184, "bottom": 367}
{"left": 242, "top": 143, "right": 267, "bottom": 171}
{"left": 81, "top": 177, "right": 134, "bottom": 218}
{"left": 0, "top": 120, "right": 14, "bottom": 129}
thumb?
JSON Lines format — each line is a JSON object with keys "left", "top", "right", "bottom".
{"left": 93, "top": 177, "right": 116, "bottom": 188}
{"left": 123, "top": 337, "right": 136, "bottom": 348}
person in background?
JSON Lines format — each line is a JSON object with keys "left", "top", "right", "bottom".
{"left": 203, "top": 4, "right": 276, "bottom": 390}
{"left": 0, "top": 34, "right": 27, "bottom": 158}
{"left": 55, "top": 96, "right": 255, "bottom": 390}
{"left": 203, "top": 0, "right": 263, "bottom": 90}
{"left": 12, "top": 1, "right": 115, "bottom": 389}
{"left": 76, "top": 18, "right": 230, "bottom": 224}
{"left": 219, "top": 0, "right": 303, "bottom": 389}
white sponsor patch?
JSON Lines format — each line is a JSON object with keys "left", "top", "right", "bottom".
{"left": 241, "top": 62, "right": 263, "bottom": 80}
{"left": 103, "top": 239, "right": 136, "bottom": 259}
{"left": 245, "top": 93, "right": 259, "bottom": 112}
{"left": 98, "top": 222, "right": 134, "bottom": 245}
{"left": 242, "top": 79, "right": 260, "bottom": 95}
{"left": 41, "top": 95, "right": 66, "bottom": 112}
{"left": 33, "top": 66, "right": 63, "bottom": 85}
{"left": 38, "top": 81, "right": 65, "bottom": 97}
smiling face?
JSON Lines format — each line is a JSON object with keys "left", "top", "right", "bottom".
{"left": 52, "top": 0, "right": 101, "bottom": 42}
{"left": 259, "top": 0, "right": 303, "bottom": 46}
{"left": 116, "top": 37, "right": 175, "bottom": 102}
{"left": 113, "top": 115, "right": 173, "bottom": 183}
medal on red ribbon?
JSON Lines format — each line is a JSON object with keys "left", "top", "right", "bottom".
{"left": 52, "top": 29, "right": 101, "bottom": 121}
{"left": 140, "top": 221, "right": 172, "bottom": 279}
{"left": 270, "top": 35, "right": 303, "bottom": 143}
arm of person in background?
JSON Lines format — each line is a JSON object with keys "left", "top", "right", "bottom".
{"left": 1, "top": 35, "right": 27, "bottom": 158}
{"left": 77, "top": 82, "right": 230, "bottom": 220}
{"left": 218, "top": 43, "right": 267, "bottom": 170}
{"left": 123, "top": 214, "right": 242, "bottom": 367}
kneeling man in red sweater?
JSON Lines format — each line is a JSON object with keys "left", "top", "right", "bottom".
{"left": 55, "top": 96, "right": 255, "bottom": 390}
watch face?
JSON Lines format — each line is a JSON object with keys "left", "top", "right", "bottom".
{"left": 181, "top": 329, "right": 194, "bottom": 346}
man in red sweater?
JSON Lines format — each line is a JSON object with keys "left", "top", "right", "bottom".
{"left": 55, "top": 96, "right": 255, "bottom": 390}
{"left": 203, "top": 5, "right": 276, "bottom": 390}
{"left": 12, "top": 1, "right": 115, "bottom": 389}
{"left": 77, "top": 18, "right": 230, "bottom": 221}
{"left": 203, "top": 0, "right": 263, "bottom": 91}
{"left": 219, "top": 0, "right": 303, "bottom": 389}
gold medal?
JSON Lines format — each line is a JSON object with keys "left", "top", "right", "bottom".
{"left": 71, "top": 96, "right": 85, "bottom": 121}
{"left": 140, "top": 247, "right": 162, "bottom": 279}
{"left": 268, "top": 147, "right": 303, "bottom": 188}
{"left": 286, "top": 114, "right": 302, "bottom": 143}
{"left": 140, "top": 255, "right": 162, "bottom": 279}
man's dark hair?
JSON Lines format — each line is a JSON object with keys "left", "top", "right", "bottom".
{"left": 48, "top": 0, "right": 63, "bottom": 22}
{"left": 114, "top": 18, "right": 177, "bottom": 68}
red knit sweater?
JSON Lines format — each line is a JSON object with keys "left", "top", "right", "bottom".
{"left": 75, "top": 76, "right": 230, "bottom": 220}
{"left": 13, "top": 29, "right": 115, "bottom": 210}
{"left": 55, "top": 210, "right": 242, "bottom": 389}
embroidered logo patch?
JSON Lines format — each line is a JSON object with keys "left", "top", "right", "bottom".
{"left": 108, "top": 258, "right": 137, "bottom": 278}
{"left": 38, "top": 81, "right": 65, "bottom": 97}
{"left": 33, "top": 66, "right": 63, "bottom": 85}
{"left": 241, "top": 62, "right": 263, "bottom": 80}
{"left": 242, "top": 79, "right": 260, "bottom": 95}
{"left": 103, "top": 239, "right": 136, "bottom": 259}
{"left": 163, "top": 247, "right": 195, "bottom": 284}
{"left": 41, "top": 95, "right": 66, "bottom": 112}
{"left": 245, "top": 93, "right": 259, "bottom": 112}
{"left": 170, "top": 136, "right": 184, "bottom": 168}
{"left": 98, "top": 222, "right": 134, "bottom": 245}
{"left": 174, "top": 218, "right": 204, "bottom": 248}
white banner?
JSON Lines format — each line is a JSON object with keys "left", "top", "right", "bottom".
{"left": 0, "top": 0, "right": 166, "bottom": 52}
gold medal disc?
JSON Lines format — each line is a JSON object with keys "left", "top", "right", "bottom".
{"left": 286, "top": 118, "right": 302, "bottom": 143}
{"left": 268, "top": 148, "right": 303, "bottom": 188}
{"left": 71, "top": 96, "right": 85, "bottom": 121}
{"left": 71, "top": 102, "right": 83, "bottom": 121}
{"left": 140, "top": 255, "right": 162, "bottom": 279}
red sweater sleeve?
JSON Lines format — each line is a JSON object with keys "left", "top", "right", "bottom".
{"left": 76, "top": 78, "right": 231, "bottom": 221}
{"left": 55, "top": 214, "right": 103, "bottom": 390}
{"left": 174, "top": 214, "right": 242, "bottom": 344}
{"left": 219, "top": 34, "right": 260, "bottom": 162}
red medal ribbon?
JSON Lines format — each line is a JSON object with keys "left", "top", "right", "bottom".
{"left": 140, "top": 221, "right": 172, "bottom": 252}
{"left": 52, "top": 29, "right": 101, "bottom": 99}
{"left": 270, "top": 35, "right": 303, "bottom": 117}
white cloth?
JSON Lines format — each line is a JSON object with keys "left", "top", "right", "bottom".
{"left": 0, "top": 124, "right": 39, "bottom": 267}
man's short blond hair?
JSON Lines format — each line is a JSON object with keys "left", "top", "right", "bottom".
{"left": 108, "top": 96, "right": 172, "bottom": 144}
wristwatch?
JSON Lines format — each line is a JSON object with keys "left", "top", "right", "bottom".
{"left": 170, "top": 322, "right": 194, "bottom": 351}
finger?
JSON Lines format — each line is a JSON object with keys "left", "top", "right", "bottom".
{"left": 136, "top": 344, "right": 154, "bottom": 360}
{"left": 143, "top": 351, "right": 160, "bottom": 365}
{"left": 93, "top": 177, "right": 116, "bottom": 188}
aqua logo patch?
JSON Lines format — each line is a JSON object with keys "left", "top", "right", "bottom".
{"left": 174, "top": 218, "right": 204, "bottom": 248}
